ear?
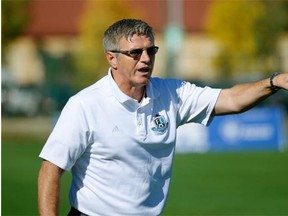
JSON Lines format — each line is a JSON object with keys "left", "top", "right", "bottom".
{"left": 106, "top": 52, "right": 118, "bottom": 69}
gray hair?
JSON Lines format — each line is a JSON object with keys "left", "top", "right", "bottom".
{"left": 103, "top": 19, "right": 155, "bottom": 52}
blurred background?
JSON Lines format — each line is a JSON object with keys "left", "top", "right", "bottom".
{"left": 2, "top": 0, "right": 288, "bottom": 215}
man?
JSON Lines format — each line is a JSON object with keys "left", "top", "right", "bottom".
{"left": 38, "top": 19, "right": 287, "bottom": 216}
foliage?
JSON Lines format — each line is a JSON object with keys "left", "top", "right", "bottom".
{"left": 254, "top": 1, "right": 288, "bottom": 56}
{"left": 206, "top": 0, "right": 288, "bottom": 78}
{"left": 1, "top": 0, "right": 30, "bottom": 63}
{"left": 38, "top": 49, "right": 75, "bottom": 112}
{"left": 73, "top": 0, "right": 137, "bottom": 90}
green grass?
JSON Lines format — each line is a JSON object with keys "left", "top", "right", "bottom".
{"left": 163, "top": 152, "right": 288, "bottom": 215}
{"left": 2, "top": 137, "right": 72, "bottom": 216}
{"left": 2, "top": 137, "right": 288, "bottom": 215}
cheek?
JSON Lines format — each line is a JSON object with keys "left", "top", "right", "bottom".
{"left": 118, "top": 59, "right": 137, "bottom": 73}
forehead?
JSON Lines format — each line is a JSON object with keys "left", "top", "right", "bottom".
{"left": 119, "top": 34, "right": 154, "bottom": 49}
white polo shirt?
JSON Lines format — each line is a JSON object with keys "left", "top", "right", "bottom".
{"left": 39, "top": 69, "right": 221, "bottom": 216}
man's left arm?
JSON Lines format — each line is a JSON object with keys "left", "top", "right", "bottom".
{"left": 214, "top": 72, "right": 288, "bottom": 115}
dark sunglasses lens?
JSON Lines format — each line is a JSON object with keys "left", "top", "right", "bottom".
{"left": 129, "top": 49, "right": 143, "bottom": 57}
{"left": 147, "top": 47, "right": 158, "bottom": 55}
{"left": 128, "top": 47, "right": 159, "bottom": 58}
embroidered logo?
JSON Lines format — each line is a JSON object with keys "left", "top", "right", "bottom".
{"left": 151, "top": 114, "right": 169, "bottom": 133}
{"left": 112, "top": 125, "right": 119, "bottom": 133}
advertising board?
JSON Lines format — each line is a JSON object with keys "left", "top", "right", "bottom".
{"left": 176, "top": 106, "right": 286, "bottom": 153}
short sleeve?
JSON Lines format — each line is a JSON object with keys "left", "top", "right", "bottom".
{"left": 39, "top": 97, "right": 90, "bottom": 171}
{"left": 177, "top": 81, "right": 221, "bottom": 126}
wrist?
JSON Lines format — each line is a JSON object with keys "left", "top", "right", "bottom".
{"left": 269, "top": 72, "right": 281, "bottom": 92}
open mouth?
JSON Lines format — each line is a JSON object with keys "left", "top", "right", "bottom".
{"left": 138, "top": 67, "right": 150, "bottom": 73}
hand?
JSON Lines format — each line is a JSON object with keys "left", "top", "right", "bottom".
{"left": 274, "top": 72, "right": 288, "bottom": 90}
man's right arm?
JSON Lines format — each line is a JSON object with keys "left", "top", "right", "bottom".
{"left": 38, "top": 160, "right": 64, "bottom": 216}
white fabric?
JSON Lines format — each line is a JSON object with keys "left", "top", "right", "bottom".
{"left": 39, "top": 69, "right": 221, "bottom": 215}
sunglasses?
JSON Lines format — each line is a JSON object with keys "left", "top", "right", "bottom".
{"left": 109, "top": 46, "right": 159, "bottom": 59}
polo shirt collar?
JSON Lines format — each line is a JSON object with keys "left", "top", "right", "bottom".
{"left": 108, "top": 68, "right": 159, "bottom": 104}
{"left": 108, "top": 69, "right": 131, "bottom": 104}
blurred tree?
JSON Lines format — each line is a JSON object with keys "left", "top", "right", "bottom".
{"left": 1, "top": 0, "right": 30, "bottom": 63}
{"left": 206, "top": 0, "right": 288, "bottom": 79}
{"left": 73, "top": 0, "right": 137, "bottom": 90}
{"left": 206, "top": 0, "right": 264, "bottom": 79}
{"left": 253, "top": 1, "right": 288, "bottom": 73}
{"left": 39, "top": 49, "right": 75, "bottom": 113}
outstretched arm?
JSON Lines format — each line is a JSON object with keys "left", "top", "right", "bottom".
{"left": 38, "top": 160, "right": 64, "bottom": 216}
{"left": 214, "top": 72, "right": 288, "bottom": 115}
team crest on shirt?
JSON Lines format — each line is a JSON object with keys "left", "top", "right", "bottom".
{"left": 151, "top": 114, "right": 169, "bottom": 134}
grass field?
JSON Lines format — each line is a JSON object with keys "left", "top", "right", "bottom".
{"left": 2, "top": 136, "right": 288, "bottom": 215}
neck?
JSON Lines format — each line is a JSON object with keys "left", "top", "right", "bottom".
{"left": 125, "top": 86, "right": 146, "bottom": 102}
{"left": 111, "top": 70, "right": 146, "bottom": 102}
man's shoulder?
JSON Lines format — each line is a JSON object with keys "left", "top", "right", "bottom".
{"left": 68, "top": 76, "right": 109, "bottom": 104}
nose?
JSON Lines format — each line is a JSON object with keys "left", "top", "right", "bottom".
{"left": 140, "top": 50, "right": 151, "bottom": 62}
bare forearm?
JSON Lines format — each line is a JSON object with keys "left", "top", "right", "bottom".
{"left": 38, "top": 160, "right": 63, "bottom": 216}
{"left": 215, "top": 78, "right": 274, "bottom": 115}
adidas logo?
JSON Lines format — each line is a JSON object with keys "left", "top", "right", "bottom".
{"left": 112, "top": 126, "right": 119, "bottom": 133}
